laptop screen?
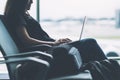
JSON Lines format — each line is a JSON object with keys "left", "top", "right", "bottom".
{"left": 79, "top": 16, "right": 87, "bottom": 40}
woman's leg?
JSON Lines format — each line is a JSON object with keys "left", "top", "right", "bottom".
{"left": 69, "top": 38, "right": 107, "bottom": 63}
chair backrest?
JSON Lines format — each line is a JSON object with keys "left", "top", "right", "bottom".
{"left": 0, "top": 15, "right": 19, "bottom": 55}
{"left": 0, "top": 15, "right": 19, "bottom": 80}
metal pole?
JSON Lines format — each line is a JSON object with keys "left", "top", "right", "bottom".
{"left": 36, "top": 0, "right": 40, "bottom": 22}
{"left": 116, "top": 9, "right": 120, "bottom": 28}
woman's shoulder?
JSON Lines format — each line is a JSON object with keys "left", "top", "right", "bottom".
{"left": 24, "top": 13, "right": 34, "bottom": 20}
{"left": 24, "top": 13, "right": 39, "bottom": 25}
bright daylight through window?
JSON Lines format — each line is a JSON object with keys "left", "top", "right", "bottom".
{"left": 39, "top": 0, "right": 120, "bottom": 57}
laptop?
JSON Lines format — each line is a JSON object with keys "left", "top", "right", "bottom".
{"left": 68, "top": 16, "right": 87, "bottom": 68}
{"left": 66, "top": 16, "right": 87, "bottom": 45}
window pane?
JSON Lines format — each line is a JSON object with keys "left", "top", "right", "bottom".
{"left": 40, "top": 0, "right": 120, "bottom": 57}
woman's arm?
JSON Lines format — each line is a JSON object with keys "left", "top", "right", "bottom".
{"left": 16, "top": 26, "right": 72, "bottom": 46}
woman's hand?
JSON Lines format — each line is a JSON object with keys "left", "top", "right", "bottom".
{"left": 53, "top": 38, "right": 72, "bottom": 46}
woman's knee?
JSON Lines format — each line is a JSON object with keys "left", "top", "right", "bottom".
{"left": 83, "top": 38, "right": 97, "bottom": 44}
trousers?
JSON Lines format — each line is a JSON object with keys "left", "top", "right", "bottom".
{"left": 46, "top": 38, "right": 107, "bottom": 78}
{"left": 69, "top": 38, "right": 107, "bottom": 63}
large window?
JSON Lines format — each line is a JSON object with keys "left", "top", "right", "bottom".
{"left": 40, "top": 0, "right": 120, "bottom": 38}
{"left": 40, "top": 0, "right": 120, "bottom": 19}
{"left": 40, "top": 0, "right": 120, "bottom": 57}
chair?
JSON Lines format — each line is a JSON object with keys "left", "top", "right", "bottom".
{"left": 0, "top": 14, "right": 53, "bottom": 80}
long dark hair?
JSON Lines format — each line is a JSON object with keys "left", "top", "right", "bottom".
{"left": 4, "top": 0, "right": 28, "bottom": 16}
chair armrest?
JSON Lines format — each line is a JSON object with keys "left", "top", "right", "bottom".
{"left": 0, "top": 57, "right": 50, "bottom": 80}
{"left": 0, "top": 51, "right": 53, "bottom": 62}
{"left": 0, "top": 57, "right": 49, "bottom": 67}
{"left": 108, "top": 57, "right": 120, "bottom": 60}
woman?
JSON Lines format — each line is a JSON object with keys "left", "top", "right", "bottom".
{"left": 4, "top": 0, "right": 107, "bottom": 79}
{"left": 4, "top": 0, "right": 72, "bottom": 51}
